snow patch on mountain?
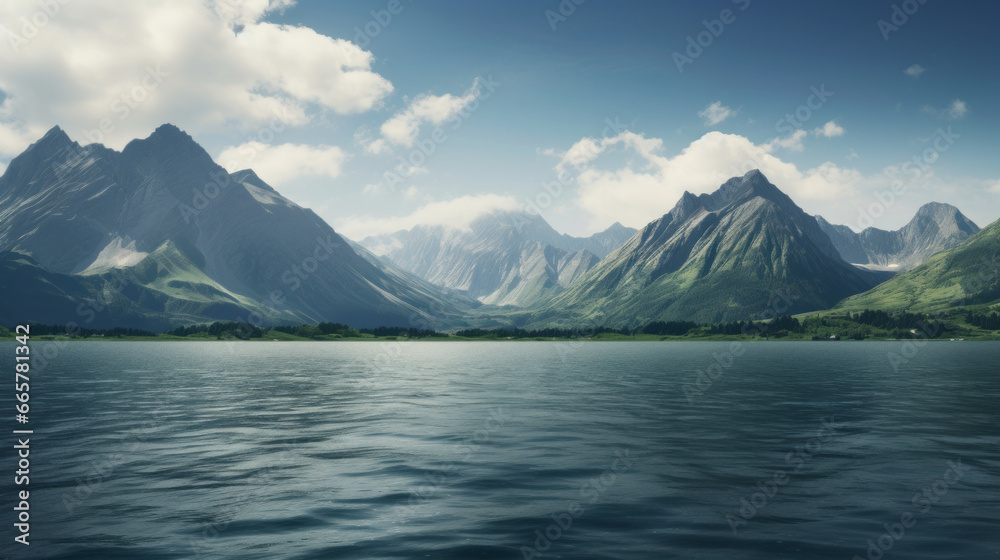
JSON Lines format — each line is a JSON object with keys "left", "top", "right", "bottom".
{"left": 80, "top": 237, "right": 149, "bottom": 274}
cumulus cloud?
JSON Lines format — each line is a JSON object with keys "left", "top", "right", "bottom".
{"left": 0, "top": 0, "right": 392, "bottom": 155}
{"left": 989, "top": 180, "right": 1000, "bottom": 194}
{"left": 550, "top": 126, "right": 985, "bottom": 233}
{"left": 366, "top": 79, "right": 482, "bottom": 154}
{"left": 551, "top": 129, "right": 873, "bottom": 231}
{"left": 217, "top": 142, "right": 346, "bottom": 185}
{"left": 335, "top": 193, "right": 521, "bottom": 240}
{"left": 813, "top": 120, "right": 845, "bottom": 138}
{"left": 698, "top": 101, "right": 736, "bottom": 126}
{"left": 214, "top": 0, "right": 295, "bottom": 29}
{"left": 904, "top": 64, "right": 925, "bottom": 78}
{"left": 922, "top": 99, "right": 969, "bottom": 120}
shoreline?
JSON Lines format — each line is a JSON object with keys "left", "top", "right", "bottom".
{"left": 2, "top": 335, "right": 997, "bottom": 343}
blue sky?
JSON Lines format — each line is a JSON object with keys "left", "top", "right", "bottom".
{"left": 1, "top": 0, "right": 998, "bottom": 237}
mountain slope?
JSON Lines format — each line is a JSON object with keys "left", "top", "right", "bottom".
{"left": 816, "top": 203, "right": 979, "bottom": 270}
{"left": 0, "top": 125, "right": 470, "bottom": 329}
{"left": 527, "top": 170, "right": 882, "bottom": 327}
{"left": 834, "top": 217, "right": 1000, "bottom": 313}
{"left": 359, "top": 211, "right": 634, "bottom": 307}
{"left": 0, "top": 249, "right": 300, "bottom": 330}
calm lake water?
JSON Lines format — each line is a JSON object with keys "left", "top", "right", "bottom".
{"left": 1, "top": 341, "right": 998, "bottom": 559}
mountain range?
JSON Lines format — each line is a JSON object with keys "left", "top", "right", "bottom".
{"left": 0, "top": 125, "right": 473, "bottom": 330}
{"left": 835, "top": 216, "right": 1000, "bottom": 314}
{"left": 0, "top": 125, "right": 994, "bottom": 331}
{"left": 359, "top": 212, "right": 636, "bottom": 307}
{"left": 815, "top": 203, "right": 979, "bottom": 271}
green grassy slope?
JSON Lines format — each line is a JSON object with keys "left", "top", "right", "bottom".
{"left": 835, "top": 217, "right": 1000, "bottom": 314}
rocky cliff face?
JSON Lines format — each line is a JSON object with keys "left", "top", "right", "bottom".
{"left": 360, "top": 211, "right": 635, "bottom": 307}
{"left": 528, "top": 170, "right": 882, "bottom": 327}
{"left": 815, "top": 202, "right": 979, "bottom": 271}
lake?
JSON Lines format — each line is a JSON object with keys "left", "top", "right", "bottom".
{"left": 1, "top": 341, "right": 998, "bottom": 559}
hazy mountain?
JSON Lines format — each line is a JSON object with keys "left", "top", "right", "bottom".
{"left": 834, "top": 216, "right": 1000, "bottom": 314}
{"left": 815, "top": 203, "right": 979, "bottom": 270}
{"left": 0, "top": 125, "right": 471, "bottom": 329}
{"left": 526, "top": 170, "right": 884, "bottom": 327}
{"left": 359, "top": 211, "right": 635, "bottom": 307}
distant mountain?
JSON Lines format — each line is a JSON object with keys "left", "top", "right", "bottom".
{"left": 549, "top": 221, "right": 638, "bottom": 258}
{"left": 815, "top": 203, "right": 979, "bottom": 270}
{"left": 525, "top": 170, "right": 884, "bottom": 327}
{"left": 359, "top": 211, "right": 636, "bottom": 307}
{"left": 834, "top": 216, "right": 1000, "bottom": 314}
{"left": 0, "top": 125, "right": 471, "bottom": 329}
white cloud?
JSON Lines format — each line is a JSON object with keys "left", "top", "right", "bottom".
{"left": 765, "top": 129, "right": 808, "bottom": 152}
{"left": 217, "top": 142, "right": 346, "bottom": 185}
{"left": 847, "top": 149, "right": 859, "bottom": 160}
{"left": 946, "top": 100, "right": 969, "bottom": 119}
{"left": 552, "top": 129, "right": 877, "bottom": 231}
{"left": 214, "top": 0, "right": 295, "bottom": 28}
{"left": 366, "top": 79, "right": 481, "bottom": 154}
{"left": 922, "top": 99, "right": 969, "bottom": 120}
{"left": 813, "top": 120, "right": 845, "bottom": 138}
{"left": 552, "top": 127, "right": 990, "bottom": 234}
{"left": 904, "top": 64, "right": 926, "bottom": 78}
{"left": 336, "top": 193, "right": 521, "bottom": 239}
{"left": 698, "top": 101, "right": 736, "bottom": 126}
{"left": 0, "top": 0, "right": 392, "bottom": 155}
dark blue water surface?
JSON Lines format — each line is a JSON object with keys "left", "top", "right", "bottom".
{"left": 1, "top": 341, "right": 998, "bottom": 559}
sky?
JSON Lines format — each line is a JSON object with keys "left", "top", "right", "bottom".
{"left": 1, "top": 0, "right": 998, "bottom": 239}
